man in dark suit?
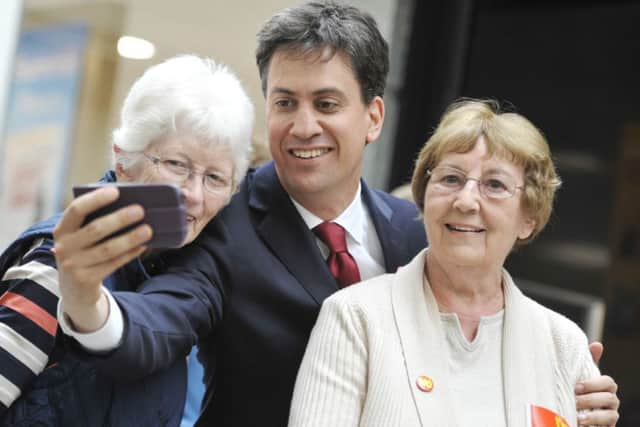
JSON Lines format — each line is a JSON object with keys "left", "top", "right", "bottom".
{"left": 54, "top": 2, "right": 619, "bottom": 426}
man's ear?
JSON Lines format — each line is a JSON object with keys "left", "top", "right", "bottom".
{"left": 365, "top": 96, "right": 385, "bottom": 145}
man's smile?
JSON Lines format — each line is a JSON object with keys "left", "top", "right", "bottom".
{"left": 290, "top": 148, "right": 331, "bottom": 159}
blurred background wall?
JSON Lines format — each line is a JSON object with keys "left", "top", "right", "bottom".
{"left": 0, "top": 0, "right": 638, "bottom": 424}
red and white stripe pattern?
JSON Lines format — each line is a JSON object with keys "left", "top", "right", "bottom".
{"left": 0, "top": 239, "right": 59, "bottom": 412}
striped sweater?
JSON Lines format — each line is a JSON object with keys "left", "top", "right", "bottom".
{"left": 0, "top": 236, "right": 58, "bottom": 413}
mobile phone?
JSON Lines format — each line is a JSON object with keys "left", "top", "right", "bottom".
{"left": 72, "top": 183, "right": 188, "bottom": 249}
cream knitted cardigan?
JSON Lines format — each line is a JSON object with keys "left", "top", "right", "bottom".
{"left": 289, "top": 249, "right": 599, "bottom": 427}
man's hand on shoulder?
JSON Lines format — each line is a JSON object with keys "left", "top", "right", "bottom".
{"left": 575, "top": 341, "right": 620, "bottom": 426}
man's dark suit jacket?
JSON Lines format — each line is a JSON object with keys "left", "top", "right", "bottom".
{"left": 90, "top": 161, "right": 427, "bottom": 426}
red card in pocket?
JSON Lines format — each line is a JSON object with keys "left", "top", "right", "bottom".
{"left": 528, "top": 404, "right": 570, "bottom": 427}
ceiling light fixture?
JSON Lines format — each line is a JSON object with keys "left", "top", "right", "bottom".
{"left": 117, "top": 36, "right": 155, "bottom": 60}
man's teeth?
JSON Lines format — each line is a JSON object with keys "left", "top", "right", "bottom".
{"left": 292, "top": 148, "right": 329, "bottom": 159}
{"left": 447, "top": 224, "right": 482, "bottom": 232}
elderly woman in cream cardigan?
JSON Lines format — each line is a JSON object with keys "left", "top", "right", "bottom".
{"left": 289, "top": 99, "right": 612, "bottom": 427}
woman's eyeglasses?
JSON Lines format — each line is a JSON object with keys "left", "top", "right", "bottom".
{"left": 143, "top": 153, "right": 231, "bottom": 194}
{"left": 426, "top": 166, "right": 523, "bottom": 200}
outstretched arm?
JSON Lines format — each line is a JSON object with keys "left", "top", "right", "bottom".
{"left": 54, "top": 185, "right": 224, "bottom": 380}
{"left": 575, "top": 342, "right": 620, "bottom": 426}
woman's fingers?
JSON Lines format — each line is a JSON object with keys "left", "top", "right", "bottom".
{"left": 55, "top": 206, "right": 145, "bottom": 257}
{"left": 67, "top": 206, "right": 147, "bottom": 255}
{"left": 54, "top": 185, "right": 149, "bottom": 256}
{"left": 54, "top": 186, "right": 120, "bottom": 239}
{"left": 88, "top": 244, "right": 149, "bottom": 281}
{"left": 65, "top": 223, "right": 152, "bottom": 269}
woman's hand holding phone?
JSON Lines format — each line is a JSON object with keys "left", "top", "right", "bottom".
{"left": 52, "top": 186, "right": 152, "bottom": 333}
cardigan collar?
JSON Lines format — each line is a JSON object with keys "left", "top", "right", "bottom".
{"left": 390, "top": 249, "right": 564, "bottom": 426}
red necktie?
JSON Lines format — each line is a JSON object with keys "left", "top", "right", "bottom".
{"left": 313, "top": 221, "right": 361, "bottom": 288}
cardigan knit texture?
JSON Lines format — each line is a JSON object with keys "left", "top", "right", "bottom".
{"left": 289, "top": 249, "right": 599, "bottom": 427}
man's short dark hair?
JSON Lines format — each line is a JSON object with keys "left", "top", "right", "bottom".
{"left": 256, "top": 1, "right": 389, "bottom": 104}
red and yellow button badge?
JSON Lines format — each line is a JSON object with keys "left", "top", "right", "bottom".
{"left": 416, "top": 375, "right": 434, "bottom": 392}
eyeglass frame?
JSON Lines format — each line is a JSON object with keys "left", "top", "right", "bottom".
{"left": 425, "top": 165, "right": 524, "bottom": 200}
{"left": 142, "top": 152, "right": 232, "bottom": 194}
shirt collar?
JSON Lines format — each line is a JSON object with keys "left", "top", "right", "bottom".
{"left": 290, "top": 182, "right": 365, "bottom": 245}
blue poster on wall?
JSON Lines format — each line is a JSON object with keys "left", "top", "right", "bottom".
{"left": 0, "top": 23, "right": 87, "bottom": 248}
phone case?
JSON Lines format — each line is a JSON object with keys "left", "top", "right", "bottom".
{"left": 72, "top": 183, "right": 188, "bottom": 248}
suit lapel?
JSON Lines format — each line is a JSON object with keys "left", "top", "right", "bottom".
{"left": 361, "top": 182, "right": 405, "bottom": 273}
{"left": 248, "top": 163, "right": 337, "bottom": 305}
{"left": 391, "top": 249, "right": 457, "bottom": 426}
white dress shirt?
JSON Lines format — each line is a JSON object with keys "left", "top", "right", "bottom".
{"left": 290, "top": 182, "right": 385, "bottom": 281}
{"left": 57, "top": 287, "right": 124, "bottom": 351}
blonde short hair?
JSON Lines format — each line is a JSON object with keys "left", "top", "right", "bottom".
{"left": 411, "top": 99, "right": 561, "bottom": 245}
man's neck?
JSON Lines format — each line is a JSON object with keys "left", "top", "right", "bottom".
{"left": 289, "top": 185, "right": 361, "bottom": 221}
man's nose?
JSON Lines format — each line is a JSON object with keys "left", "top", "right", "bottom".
{"left": 290, "top": 106, "right": 322, "bottom": 139}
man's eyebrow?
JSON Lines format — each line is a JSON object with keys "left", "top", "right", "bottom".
{"left": 312, "top": 87, "right": 345, "bottom": 97}
{"left": 269, "top": 87, "right": 346, "bottom": 97}
{"left": 270, "top": 87, "right": 295, "bottom": 96}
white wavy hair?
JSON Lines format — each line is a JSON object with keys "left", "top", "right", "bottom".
{"left": 112, "top": 54, "right": 254, "bottom": 186}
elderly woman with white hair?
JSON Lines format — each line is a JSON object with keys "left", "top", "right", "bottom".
{"left": 0, "top": 54, "right": 253, "bottom": 426}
